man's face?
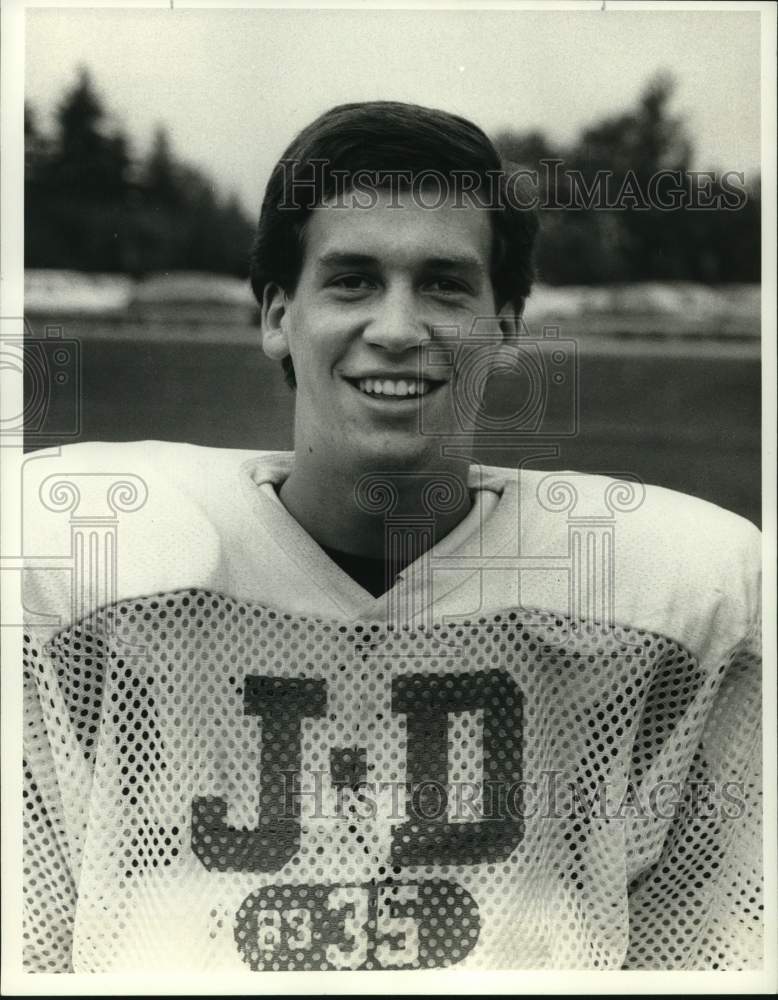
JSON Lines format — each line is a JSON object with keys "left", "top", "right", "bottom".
{"left": 262, "top": 187, "right": 510, "bottom": 472}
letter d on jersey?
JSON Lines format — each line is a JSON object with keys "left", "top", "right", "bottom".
{"left": 392, "top": 670, "right": 524, "bottom": 865}
{"left": 191, "top": 676, "right": 327, "bottom": 872}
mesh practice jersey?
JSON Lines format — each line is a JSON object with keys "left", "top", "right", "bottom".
{"left": 21, "top": 442, "right": 763, "bottom": 973}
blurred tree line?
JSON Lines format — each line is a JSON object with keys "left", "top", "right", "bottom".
{"left": 25, "top": 68, "right": 254, "bottom": 278}
{"left": 25, "top": 69, "right": 759, "bottom": 284}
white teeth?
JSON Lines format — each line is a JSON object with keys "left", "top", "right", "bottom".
{"left": 356, "top": 377, "right": 434, "bottom": 397}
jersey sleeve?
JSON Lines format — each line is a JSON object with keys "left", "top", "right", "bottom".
{"left": 622, "top": 612, "right": 763, "bottom": 969}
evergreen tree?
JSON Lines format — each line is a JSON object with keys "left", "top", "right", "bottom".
{"left": 53, "top": 67, "right": 128, "bottom": 198}
{"left": 29, "top": 67, "right": 134, "bottom": 269}
{"left": 145, "top": 127, "right": 182, "bottom": 208}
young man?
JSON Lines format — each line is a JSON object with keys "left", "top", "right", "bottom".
{"left": 22, "top": 102, "right": 762, "bottom": 974}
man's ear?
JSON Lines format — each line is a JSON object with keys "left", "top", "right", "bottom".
{"left": 496, "top": 298, "right": 525, "bottom": 341}
{"left": 260, "top": 283, "right": 291, "bottom": 360}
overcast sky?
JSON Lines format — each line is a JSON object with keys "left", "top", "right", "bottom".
{"left": 25, "top": 6, "right": 762, "bottom": 214}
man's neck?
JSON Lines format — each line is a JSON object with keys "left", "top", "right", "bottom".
{"left": 277, "top": 453, "right": 474, "bottom": 562}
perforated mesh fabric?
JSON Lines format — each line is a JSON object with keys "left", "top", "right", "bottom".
{"left": 23, "top": 589, "right": 762, "bottom": 973}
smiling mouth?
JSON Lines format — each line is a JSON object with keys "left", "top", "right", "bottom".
{"left": 346, "top": 376, "right": 445, "bottom": 399}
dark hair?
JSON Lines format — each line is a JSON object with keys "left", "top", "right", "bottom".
{"left": 249, "top": 100, "right": 539, "bottom": 388}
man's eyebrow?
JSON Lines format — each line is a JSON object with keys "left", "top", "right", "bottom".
{"left": 316, "top": 252, "right": 486, "bottom": 272}
{"left": 317, "top": 252, "right": 378, "bottom": 269}
{"left": 423, "top": 255, "right": 486, "bottom": 273}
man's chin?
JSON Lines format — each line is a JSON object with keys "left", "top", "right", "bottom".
{"left": 345, "top": 432, "right": 474, "bottom": 475}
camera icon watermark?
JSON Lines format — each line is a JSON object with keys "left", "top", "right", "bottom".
{"left": 418, "top": 320, "right": 578, "bottom": 441}
{"left": 0, "top": 318, "right": 81, "bottom": 448}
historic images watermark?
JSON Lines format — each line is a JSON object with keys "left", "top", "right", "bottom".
{"left": 275, "top": 159, "right": 751, "bottom": 213}
{"left": 416, "top": 321, "right": 578, "bottom": 441}
{"left": 275, "top": 770, "right": 748, "bottom": 823}
{"left": 0, "top": 318, "right": 81, "bottom": 448}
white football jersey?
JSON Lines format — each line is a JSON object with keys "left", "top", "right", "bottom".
{"left": 21, "top": 442, "right": 762, "bottom": 972}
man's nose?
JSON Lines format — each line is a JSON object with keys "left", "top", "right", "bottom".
{"left": 363, "top": 287, "right": 431, "bottom": 353}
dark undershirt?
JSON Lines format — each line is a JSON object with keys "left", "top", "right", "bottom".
{"left": 272, "top": 481, "right": 476, "bottom": 597}
{"left": 271, "top": 483, "right": 399, "bottom": 597}
{"left": 320, "top": 544, "right": 399, "bottom": 598}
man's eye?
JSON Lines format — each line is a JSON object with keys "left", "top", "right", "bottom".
{"left": 330, "top": 274, "right": 375, "bottom": 291}
{"left": 426, "top": 278, "right": 470, "bottom": 295}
